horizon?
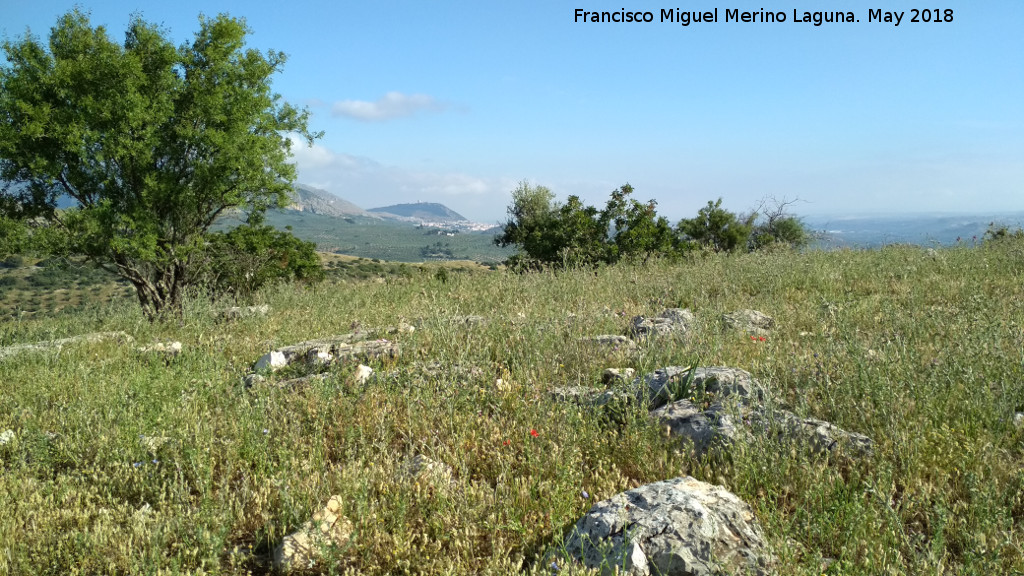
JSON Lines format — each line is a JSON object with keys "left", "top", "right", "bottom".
{"left": 3, "top": 1, "right": 1022, "bottom": 223}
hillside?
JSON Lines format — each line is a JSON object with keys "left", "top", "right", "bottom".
{"left": 2, "top": 240, "right": 1023, "bottom": 574}
{"left": 285, "top": 184, "right": 373, "bottom": 218}
{"left": 367, "top": 202, "right": 468, "bottom": 223}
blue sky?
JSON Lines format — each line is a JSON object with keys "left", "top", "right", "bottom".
{"left": 3, "top": 1, "right": 1022, "bottom": 223}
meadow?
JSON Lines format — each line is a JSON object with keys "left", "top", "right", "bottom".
{"left": 1, "top": 240, "right": 1022, "bottom": 575}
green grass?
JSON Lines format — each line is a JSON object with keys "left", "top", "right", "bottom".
{"left": 1, "top": 241, "right": 1023, "bottom": 574}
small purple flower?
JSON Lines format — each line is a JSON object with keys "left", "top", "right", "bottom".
{"left": 550, "top": 560, "right": 560, "bottom": 572}
{"left": 132, "top": 462, "right": 143, "bottom": 468}
{"left": 581, "top": 489, "right": 589, "bottom": 499}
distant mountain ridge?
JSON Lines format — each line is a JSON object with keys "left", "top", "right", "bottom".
{"left": 367, "top": 203, "right": 468, "bottom": 223}
{"left": 287, "top": 184, "right": 371, "bottom": 218}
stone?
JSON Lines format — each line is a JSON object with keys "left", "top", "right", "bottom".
{"left": 602, "top": 368, "right": 636, "bottom": 385}
{"left": 138, "top": 341, "right": 182, "bottom": 357}
{"left": 243, "top": 373, "right": 266, "bottom": 387}
{"left": 550, "top": 386, "right": 602, "bottom": 404}
{"left": 651, "top": 401, "right": 739, "bottom": 459}
{"left": 305, "top": 348, "right": 333, "bottom": 366}
{"left": 629, "top": 308, "right": 695, "bottom": 339}
{"left": 752, "top": 410, "right": 875, "bottom": 457}
{"left": 273, "top": 495, "right": 352, "bottom": 571}
{"left": 564, "top": 476, "right": 772, "bottom": 576}
{"left": 581, "top": 335, "right": 638, "bottom": 351}
{"left": 250, "top": 334, "right": 399, "bottom": 373}
{"left": 399, "top": 454, "right": 455, "bottom": 488}
{"left": 354, "top": 364, "right": 374, "bottom": 384}
{"left": 635, "top": 366, "right": 766, "bottom": 411}
{"left": 254, "top": 351, "right": 287, "bottom": 372}
{"left": 0, "top": 331, "right": 134, "bottom": 362}
{"left": 220, "top": 304, "right": 270, "bottom": 320}
{"left": 723, "top": 309, "right": 775, "bottom": 336}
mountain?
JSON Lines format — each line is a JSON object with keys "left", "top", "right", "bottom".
{"left": 367, "top": 202, "right": 468, "bottom": 223}
{"left": 286, "top": 184, "right": 373, "bottom": 218}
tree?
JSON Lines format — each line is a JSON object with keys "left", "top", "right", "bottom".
{"left": 677, "top": 198, "right": 756, "bottom": 253}
{"left": 748, "top": 197, "right": 812, "bottom": 250}
{"left": 198, "top": 214, "right": 323, "bottom": 300}
{"left": 495, "top": 181, "right": 686, "bottom": 268}
{"left": 0, "top": 10, "right": 320, "bottom": 317}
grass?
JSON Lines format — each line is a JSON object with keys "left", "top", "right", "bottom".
{"left": 1, "top": 240, "right": 1023, "bottom": 574}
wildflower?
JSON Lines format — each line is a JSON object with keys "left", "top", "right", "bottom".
{"left": 530, "top": 429, "right": 539, "bottom": 438}
{"left": 550, "top": 560, "right": 560, "bottom": 572}
{"left": 581, "top": 489, "right": 589, "bottom": 499}
{"left": 503, "top": 439, "right": 511, "bottom": 446}
{"left": 133, "top": 462, "right": 143, "bottom": 468}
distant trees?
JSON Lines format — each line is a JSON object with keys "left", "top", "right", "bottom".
{"left": 494, "top": 182, "right": 684, "bottom": 269}
{"left": 496, "top": 182, "right": 811, "bottom": 268}
{"left": 0, "top": 10, "right": 321, "bottom": 318}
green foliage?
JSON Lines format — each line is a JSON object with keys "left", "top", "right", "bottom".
{"left": 199, "top": 216, "right": 323, "bottom": 300}
{"left": 748, "top": 198, "right": 813, "bottom": 251}
{"left": 495, "top": 182, "right": 687, "bottom": 268}
{"left": 0, "top": 10, "right": 320, "bottom": 318}
{"left": 677, "top": 198, "right": 756, "bottom": 253}
{"left": 982, "top": 222, "right": 1024, "bottom": 243}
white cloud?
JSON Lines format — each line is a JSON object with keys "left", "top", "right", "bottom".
{"left": 331, "top": 92, "right": 446, "bottom": 122}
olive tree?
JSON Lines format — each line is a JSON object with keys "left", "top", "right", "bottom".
{"left": 0, "top": 10, "right": 320, "bottom": 317}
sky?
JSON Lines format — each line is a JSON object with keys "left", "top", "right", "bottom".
{"left": 3, "top": 1, "right": 1022, "bottom": 224}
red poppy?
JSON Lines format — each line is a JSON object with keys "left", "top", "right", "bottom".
{"left": 530, "top": 429, "right": 539, "bottom": 438}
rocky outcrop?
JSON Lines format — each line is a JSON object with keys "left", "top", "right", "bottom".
{"left": 220, "top": 304, "right": 270, "bottom": 320}
{"left": 251, "top": 334, "right": 398, "bottom": 373}
{"left": 629, "top": 308, "right": 695, "bottom": 339}
{"left": 137, "top": 341, "right": 182, "bottom": 358}
{"left": 722, "top": 309, "right": 775, "bottom": 336}
{"left": 580, "top": 335, "right": 638, "bottom": 351}
{"left": 273, "top": 495, "right": 352, "bottom": 572}
{"left": 563, "top": 476, "right": 772, "bottom": 576}
{"left": 551, "top": 364, "right": 873, "bottom": 461}
{"left": 0, "top": 331, "right": 134, "bottom": 362}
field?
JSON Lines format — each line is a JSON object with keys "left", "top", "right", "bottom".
{"left": 1, "top": 241, "right": 1023, "bottom": 575}
{"left": 258, "top": 211, "right": 512, "bottom": 264}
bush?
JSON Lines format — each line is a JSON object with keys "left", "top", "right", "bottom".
{"left": 198, "top": 218, "right": 323, "bottom": 300}
{"left": 495, "top": 182, "right": 686, "bottom": 268}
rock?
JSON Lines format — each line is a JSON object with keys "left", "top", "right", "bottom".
{"left": 305, "top": 348, "right": 333, "bottom": 366}
{"left": 243, "top": 373, "right": 266, "bottom": 387}
{"left": 629, "top": 308, "right": 695, "bottom": 339}
{"left": 550, "top": 386, "right": 602, "bottom": 404}
{"left": 602, "top": 368, "right": 636, "bottom": 385}
{"left": 581, "top": 335, "right": 638, "bottom": 351}
{"left": 250, "top": 334, "right": 398, "bottom": 373}
{"left": 752, "top": 410, "right": 874, "bottom": 457}
{"left": 354, "top": 364, "right": 374, "bottom": 384}
{"left": 273, "top": 495, "right": 352, "bottom": 571}
{"left": 722, "top": 309, "right": 775, "bottom": 336}
{"left": 254, "top": 351, "right": 287, "bottom": 372}
{"left": 138, "top": 341, "right": 182, "bottom": 357}
{"left": 399, "top": 454, "right": 455, "bottom": 488}
{"left": 564, "top": 476, "right": 772, "bottom": 576}
{"left": 0, "top": 331, "right": 134, "bottom": 362}
{"left": 651, "top": 401, "right": 739, "bottom": 459}
{"left": 635, "top": 366, "right": 766, "bottom": 411}
{"left": 220, "top": 304, "right": 270, "bottom": 320}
